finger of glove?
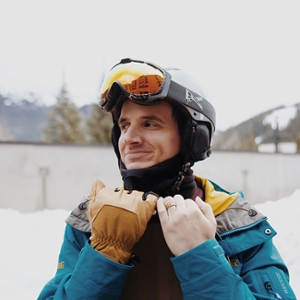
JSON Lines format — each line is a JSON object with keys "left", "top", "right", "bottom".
{"left": 88, "top": 179, "right": 105, "bottom": 222}
{"left": 119, "top": 191, "right": 158, "bottom": 222}
{"left": 93, "top": 189, "right": 157, "bottom": 213}
{"left": 89, "top": 179, "right": 105, "bottom": 201}
{"left": 90, "top": 189, "right": 158, "bottom": 232}
{"left": 141, "top": 192, "right": 158, "bottom": 212}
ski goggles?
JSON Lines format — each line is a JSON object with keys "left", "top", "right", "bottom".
{"left": 100, "top": 58, "right": 172, "bottom": 111}
{"left": 100, "top": 58, "right": 215, "bottom": 131}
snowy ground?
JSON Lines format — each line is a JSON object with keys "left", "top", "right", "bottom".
{"left": 1, "top": 190, "right": 299, "bottom": 299}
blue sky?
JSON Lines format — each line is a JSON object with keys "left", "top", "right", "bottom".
{"left": 1, "top": 0, "right": 299, "bottom": 131}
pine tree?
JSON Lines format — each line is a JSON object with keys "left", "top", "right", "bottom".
{"left": 84, "top": 103, "right": 112, "bottom": 144}
{"left": 43, "top": 82, "right": 84, "bottom": 144}
{"left": 83, "top": 68, "right": 112, "bottom": 145}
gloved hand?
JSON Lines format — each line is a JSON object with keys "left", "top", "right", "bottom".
{"left": 88, "top": 179, "right": 158, "bottom": 264}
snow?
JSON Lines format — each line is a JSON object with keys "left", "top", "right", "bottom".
{"left": 263, "top": 105, "right": 298, "bottom": 130}
{"left": 1, "top": 191, "right": 300, "bottom": 299}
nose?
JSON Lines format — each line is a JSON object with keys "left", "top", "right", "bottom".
{"left": 122, "top": 125, "right": 142, "bottom": 145}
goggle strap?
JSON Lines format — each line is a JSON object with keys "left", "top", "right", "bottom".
{"left": 166, "top": 80, "right": 187, "bottom": 104}
{"left": 167, "top": 80, "right": 207, "bottom": 115}
{"left": 167, "top": 81, "right": 215, "bottom": 132}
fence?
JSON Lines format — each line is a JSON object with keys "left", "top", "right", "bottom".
{"left": 0, "top": 142, "right": 299, "bottom": 213}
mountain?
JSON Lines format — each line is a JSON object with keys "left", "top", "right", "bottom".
{"left": 213, "top": 103, "right": 300, "bottom": 152}
{"left": 0, "top": 94, "right": 97, "bottom": 142}
{"left": 0, "top": 94, "right": 50, "bottom": 142}
{"left": 1, "top": 92, "right": 299, "bottom": 152}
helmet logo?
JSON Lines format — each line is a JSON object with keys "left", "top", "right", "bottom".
{"left": 185, "top": 89, "right": 204, "bottom": 111}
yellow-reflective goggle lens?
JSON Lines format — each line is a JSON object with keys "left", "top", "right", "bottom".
{"left": 100, "top": 62, "right": 164, "bottom": 99}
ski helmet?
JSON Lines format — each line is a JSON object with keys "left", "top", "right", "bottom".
{"left": 99, "top": 58, "right": 216, "bottom": 165}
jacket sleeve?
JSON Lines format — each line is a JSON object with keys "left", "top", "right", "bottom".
{"left": 37, "top": 224, "right": 133, "bottom": 300}
{"left": 171, "top": 238, "right": 297, "bottom": 300}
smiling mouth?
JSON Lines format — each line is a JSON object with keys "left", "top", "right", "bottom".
{"left": 125, "top": 151, "right": 150, "bottom": 160}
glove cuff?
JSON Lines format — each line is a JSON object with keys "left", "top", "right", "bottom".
{"left": 90, "top": 235, "right": 132, "bottom": 264}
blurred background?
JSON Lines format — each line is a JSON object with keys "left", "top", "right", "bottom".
{"left": 1, "top": 2, "right": 300, "bottom": 298}
{"left": 1, "top": 0, "right": 300, "bottom": 212}
{"left": 1, "top": 0, "right": 300, "bottom": 210}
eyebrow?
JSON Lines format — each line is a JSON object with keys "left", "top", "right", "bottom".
{"left": 118, "top": 114, "right": 165, "bottom": 125}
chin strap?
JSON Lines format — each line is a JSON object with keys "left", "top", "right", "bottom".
{"left": 170, "top": 162, "right": 192, "bottom": 195}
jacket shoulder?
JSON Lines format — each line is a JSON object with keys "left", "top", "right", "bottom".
{"left": 66, "top": 196, "right": 91, "bottom": 233}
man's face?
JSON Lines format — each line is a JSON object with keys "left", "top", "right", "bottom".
{"left": 118, "top": 100, "right": 181, "bottom": 170}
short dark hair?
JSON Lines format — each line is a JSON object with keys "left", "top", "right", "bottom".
{"left": 170, "top": 101, "right": 188, "bottom": 136}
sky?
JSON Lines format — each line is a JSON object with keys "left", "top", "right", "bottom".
{"left": 1, "top": 0, "right": 300, "bottom": 131}
{"left": 1, "top": 189, "right": 299, "bottom": 299}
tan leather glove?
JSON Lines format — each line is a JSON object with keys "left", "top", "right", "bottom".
{"left": 88, "top": 179, "right": 158, "bottom": 264}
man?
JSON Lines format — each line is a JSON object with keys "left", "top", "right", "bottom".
{"left": 38, "top": 58, "right": 296, "bottom": 299}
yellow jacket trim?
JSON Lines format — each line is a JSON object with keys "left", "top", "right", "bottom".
{"left": 194, "top": 176, "right": 237, "bottom": 216}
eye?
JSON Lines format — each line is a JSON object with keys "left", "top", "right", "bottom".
{"left": 144, "top": 121, "right": 156, "bottom": 128}
{"left": 119, "top": 123, "right": 129, "bottom": 131}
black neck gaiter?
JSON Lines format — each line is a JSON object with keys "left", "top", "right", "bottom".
{"left": 120, "top": 155, "right": 196, "bottom": 199}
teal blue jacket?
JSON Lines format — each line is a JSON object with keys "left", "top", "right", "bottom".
{"left": 38, "top": 177, "right": 296, "bottom": 299}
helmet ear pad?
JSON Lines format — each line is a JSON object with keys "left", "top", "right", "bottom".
{"left": 111, "top": 122, "right": 121, "bottom": 161}
{"left": 181, "top": 118, "right": 212, "bottom": 165}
